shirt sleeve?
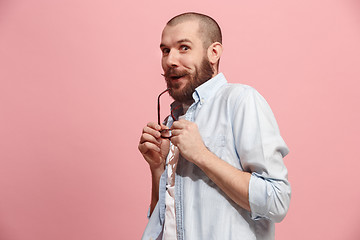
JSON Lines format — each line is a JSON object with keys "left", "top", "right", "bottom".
{"left": 142, "top": 168, "right": 167, "bottom": 239}
{"left": 142, "top": 202, "right": 163, "bottom": 240}
{"left": 232, "top": 87, "right": 291, "bottom": 223}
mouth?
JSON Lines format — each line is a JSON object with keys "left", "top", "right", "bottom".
{"left": 163, "top": 69, "right": 188, "bottom": 80}
{"left": 169, "top": 74, "right": 187, "bottom": 81}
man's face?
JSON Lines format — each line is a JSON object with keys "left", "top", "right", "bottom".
{"left": 160, "top": 20, "right": 214, "bottom": 103}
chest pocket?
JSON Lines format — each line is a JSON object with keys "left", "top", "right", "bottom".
{"left": 202, "top": 135, "right": 227, "bottom": 158}
{"left": 189, "top": 134, "right": 227, "bottom": 184}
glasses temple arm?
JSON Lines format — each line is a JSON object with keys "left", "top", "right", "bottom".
{"left": 157, "top": 88, "right": 170, "bottom": 125}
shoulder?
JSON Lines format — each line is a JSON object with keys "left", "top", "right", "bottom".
{"left": 217, "top": 83, "right": 261, "bottom": 104}
{"left": 216, "top": 83, "right": 273, "bottom": 121}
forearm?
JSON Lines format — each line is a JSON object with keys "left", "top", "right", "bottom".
{"left": 149, "top": 165, "right": 165, "bottom": 216}
{"left": 138, "top": 122, "right": 170, "bottom": 216}
{"left": 193, "top": 148, "right": 251, "bottom": 211}
{"left": 170, "top": 120, "right": 252, "bottom": 211}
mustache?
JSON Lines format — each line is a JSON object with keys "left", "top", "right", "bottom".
{"left": 161, "top": 68, "right": 189, "bottom": 79}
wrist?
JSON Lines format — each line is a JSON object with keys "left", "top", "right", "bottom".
{"left": 190, "top": 144, "right": 211, "bottom": 167}
{"left": 150, "top": 162, "right": 165, "bottom": 177}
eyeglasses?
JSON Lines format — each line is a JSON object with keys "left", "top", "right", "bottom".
{"left": 157, "top": 89, "right": 179, "bottom": 139}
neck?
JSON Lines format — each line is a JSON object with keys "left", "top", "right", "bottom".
{"left": 181, "top": 99, "right": 195, "bottom": 106}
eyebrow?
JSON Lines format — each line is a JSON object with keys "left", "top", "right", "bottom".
{"left": 160, "top": 38, "right": 193, "bottom": 48}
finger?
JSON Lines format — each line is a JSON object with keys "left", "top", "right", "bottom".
{"left": 140, "top": 132, "right": 161, "bottom": 145}
{"left": 138, "top": 141, "right": 161, "bottom": 154}
{"left": 170, "top": 135, "right": 180, "bottom": 147}
{"left": 146, "top": 122, "right": 162, "bottom": 131}
{"left": 159, "top": 129, "right": 173, "bottom": 139}
{"left": 171, "top": 120, "right": 185, "bottom": 129}
{"left": 169, "top": 129, "right": 181, "bottom": 136}
{"left": 160, "top": 123, "right": 170, "bottom": 130}
{"left": 142, "top": 125, "right": 161, "bottom": 139}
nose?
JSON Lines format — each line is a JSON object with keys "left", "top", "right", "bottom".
{"left": 164, "top": 50, "right": 179, "bottom": 68}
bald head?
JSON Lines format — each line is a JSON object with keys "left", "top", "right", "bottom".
{"left": 167, "top": 12, "right": 222, "bottom": 49}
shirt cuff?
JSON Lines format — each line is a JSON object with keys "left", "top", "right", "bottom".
{"left": 248, "top": 172, "right": 269, "bottom": 220}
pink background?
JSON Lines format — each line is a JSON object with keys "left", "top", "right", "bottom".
{"left": 1, "top": 0, "right": 360, "bottom": 239}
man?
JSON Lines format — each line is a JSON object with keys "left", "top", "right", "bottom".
{"left": 138, "top": 12, "right": 290, "bottom": 240}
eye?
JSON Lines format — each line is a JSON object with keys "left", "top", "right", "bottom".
{"left": 180, "top": 45, "right": 190, "bottom": 52}
{"left": 161, "top": 48, "right": 170, "bottom": 55}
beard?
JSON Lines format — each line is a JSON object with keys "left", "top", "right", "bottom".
{"left": 163, "top": 57, "right": 214, "bottom": 103}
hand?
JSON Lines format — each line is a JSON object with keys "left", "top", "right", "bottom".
{"left": 170, "top": 119, "right": 208, "bottom": 164}
{"left": 138, "top": 122, "right": 170, "bottom": 171}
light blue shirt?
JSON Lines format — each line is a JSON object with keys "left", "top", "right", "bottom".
{"left": 142, "top": 73, "right": 291, "bottom": 240}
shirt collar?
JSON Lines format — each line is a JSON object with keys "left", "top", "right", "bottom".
{"left": 193, "top": 72, "right": 227, "bottom": 104}
{"left": 170, "top": 72, "right": 227, "bottom": 111}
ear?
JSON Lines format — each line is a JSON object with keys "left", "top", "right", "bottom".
{"left": 207, "top": 42, "right": 223, "bottom": 65}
